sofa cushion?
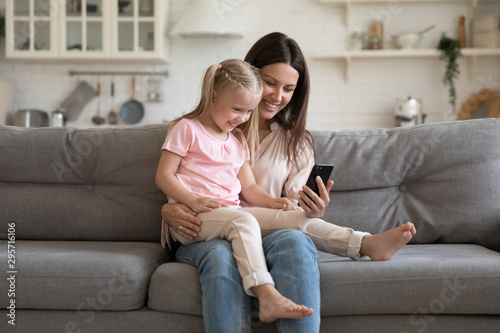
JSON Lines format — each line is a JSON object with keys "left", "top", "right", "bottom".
{"left": 311, "top": 119, "right": 500, "bottom": 251}
{"left": 0, "top": 125, "right": 170, "bottom": 241}
{"left": 148, "top": 262, "right": 203, "bottom": 315}
{"left": 147, "top": 244, "right": 500, "bottom": 317}
{"left": 318, "top": 244, "right": 500, "bottom": 316}
{"left": 0, "top": 241, "right": 168, "bottom": 310}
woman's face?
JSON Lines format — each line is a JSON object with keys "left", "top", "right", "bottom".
{"left": 259, "top": 62, "right": 300, "bottom": 121}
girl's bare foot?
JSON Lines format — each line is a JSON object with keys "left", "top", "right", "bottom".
{"left": 253, "top": 284, "right": 314, "bottom": 323}
{"left": 360, "top": 222, "right": 417, "bottom": 261}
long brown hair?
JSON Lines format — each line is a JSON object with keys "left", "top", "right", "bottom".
{"left": 169, "top": 59, "right": 262, "bottom": 146}
{"left": 242, "top": 32, "right": 314, "bottom": 164}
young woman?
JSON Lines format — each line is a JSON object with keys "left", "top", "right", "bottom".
{"left": 156, "top": 58, "right": 313, "bottom": 323}
{"left": 161, "top": 32, "right": 416, "bottom": 333}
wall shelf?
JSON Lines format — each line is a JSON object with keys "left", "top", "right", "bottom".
{"left": 313, "top": 48, "right": 500, "bottom": 81}
{"left": 318, "top": 0, "right": 484, "bottom": 27}
{"left": 314, "top": 48, "right": 500, "bottom": 59}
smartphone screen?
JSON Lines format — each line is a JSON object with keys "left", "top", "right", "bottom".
{"left": 305, "top": 164, "right": 334, "bottom": 196}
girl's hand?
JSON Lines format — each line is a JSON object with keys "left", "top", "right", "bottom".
{"left": 189, "top": 196, "right": 227, "bottom": 214}
{"left": 270, "top": 197, "right": 294, "bottom": 211}
{"left": 298, "top": 177, "right": 334, "bottom": 218}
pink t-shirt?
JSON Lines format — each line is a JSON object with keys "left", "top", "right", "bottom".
{"left": 162, "top": 118, "right": 250, "bottom": 206}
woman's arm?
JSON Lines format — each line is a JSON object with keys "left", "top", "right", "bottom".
{"left": 155, "top": 150, "right": 223, "bottom": 213}
{"left": 238, "top": 161, "right": 293, "bottom": 210}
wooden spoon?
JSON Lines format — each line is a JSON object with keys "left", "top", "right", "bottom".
{"left": 91, "top": 82, "right": 106, "bottom": 125}
{"left": 108, "top": 81, "right": 118, "bottom": 125}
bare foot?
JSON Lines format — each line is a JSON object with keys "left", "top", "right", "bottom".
{"left": 253, "top": 284, "right": 314, "bottom": 323}
{"left": 360, "top": 222, "right": 417, "bottom": 261}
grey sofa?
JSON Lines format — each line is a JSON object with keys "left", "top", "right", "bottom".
{"left": 1, "top": 119, "right": 499, "bottom": 333}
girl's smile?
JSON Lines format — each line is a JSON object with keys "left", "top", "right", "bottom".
{"left": 201, "top": 86, "right": 261, "bottom": 139}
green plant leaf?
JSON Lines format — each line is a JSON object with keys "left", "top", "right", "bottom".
{"left": 437, "top": 33, "right": 462, "bottom": 113}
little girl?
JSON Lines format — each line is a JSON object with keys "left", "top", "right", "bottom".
{"left": 155, "top": 59, "right": 313, "bottom": 323}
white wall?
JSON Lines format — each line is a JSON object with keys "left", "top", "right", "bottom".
{"left": 1, "top": 0, "right": 499, "bottom": 131}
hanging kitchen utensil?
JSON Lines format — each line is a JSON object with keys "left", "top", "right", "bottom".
{"left": 91, "top": 81, "right": 106, "bottom": 125}
{"left": 107, "top": 80, "right": 119, "bottom": 125}
{"left": 119, "top": 77, "right": 144, "bottom": 124}
{"left": 59, "top": 80, "right": 96, "bottom": 121}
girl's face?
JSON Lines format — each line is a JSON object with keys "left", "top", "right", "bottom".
{"left": 210, "top": 87, "right": 261, "bottom": 134}
{"left": 259, "top": 62, "right": 300, "bottom": 121}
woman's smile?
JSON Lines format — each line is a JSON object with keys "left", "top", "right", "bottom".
{"left": 259, "top": 62, "right": 299, "bottom": 120}
{"left": 262, "top": 100, "right": 279, "bottom": 111}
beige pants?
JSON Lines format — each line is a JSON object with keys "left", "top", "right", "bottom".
{"left": 170, "top": 206, "right": 369, "bottom": 296}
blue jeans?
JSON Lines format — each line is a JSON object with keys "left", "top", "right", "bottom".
{"left": 175, "top": 229, "right": 321, "bottom": 333}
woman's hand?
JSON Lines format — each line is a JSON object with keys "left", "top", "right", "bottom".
{"left": 270, "top": 197, "right": 294, "bottom": 211}
{"left": 161, "top": 203, "right": 202, "bottom": 240}
{"left": 298, "top": 177, "right": 334, "bottom": 218}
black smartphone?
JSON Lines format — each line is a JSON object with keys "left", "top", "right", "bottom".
{"left": 305, "top": 164, "right": 334, "bottom": 196}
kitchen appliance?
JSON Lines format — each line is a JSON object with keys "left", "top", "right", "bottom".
{"left": 14, "top": 109, "right": 49, "bottom": 127}
{"left": 51, "top": 109, "right": 66, "bottom": 127}
{"left": 395, "top": 96, "right": 426, "bottom": 127}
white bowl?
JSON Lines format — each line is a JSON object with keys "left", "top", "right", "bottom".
{"left": 393, "top": 33, "right": 422, "bottom": 49}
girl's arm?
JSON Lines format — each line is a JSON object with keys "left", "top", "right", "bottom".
{"left": 155, "top": 150, "right": 223, "bottom": 213}
{"left": 238, "top": 161, "right": 293, "bottom": 210}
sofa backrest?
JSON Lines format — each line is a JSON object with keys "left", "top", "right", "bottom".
{"left": 0, "top": 125, "right": 169, "bottom": 241}
{"left": 1, "top": 119, "right": 499, "bottom": 250}
{"left": 312, "top": 119, "right": 500, "bottom": 252}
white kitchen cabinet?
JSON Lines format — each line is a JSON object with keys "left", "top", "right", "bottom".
{"left": 5, "top": 0, "right": 59, "bottom": 58}
{"left": 111, "top": 0, "right": 167, "bottom": 61}
{"left": 5, "top": 0, "right": 169, "bottom": 62}
{"left": 60, "top": 0, "right": 109, "bottom": 58}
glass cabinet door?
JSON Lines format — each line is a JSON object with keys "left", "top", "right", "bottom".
{"left": 115, "top": 0, "right": 158, "bottom": 57}
{"left": 62, "top": 0, "right": 107, "bottom": 56}
{"left": 6, "top": 0, "right": 167, "bottom": 60}
{"left": 7, "top": 0, "right": 57, "bottom": 57}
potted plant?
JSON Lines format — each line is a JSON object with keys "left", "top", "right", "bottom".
{"left": 0, "top": 9, "right": 5, "bottom": 40}
{"left": 437, "top": 33, "right": 462, "bottom": 113}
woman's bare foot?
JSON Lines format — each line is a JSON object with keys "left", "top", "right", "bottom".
{"left": 360, "top": 222, "right": 417, "bottom": 261}
{"left": 252, "top": 284, "right": 313, "bottom": 323}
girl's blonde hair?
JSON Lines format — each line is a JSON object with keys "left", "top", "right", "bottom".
{"left": 169, "top": 59, "right": 262, "bottom": 151}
